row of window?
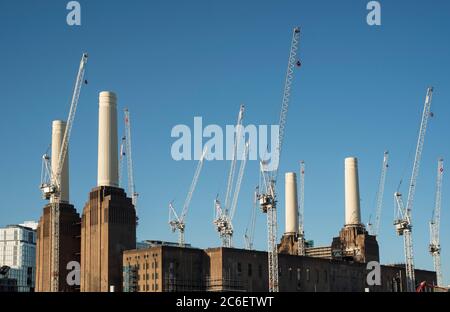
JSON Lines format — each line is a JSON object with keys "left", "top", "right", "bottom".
{"left": 137, "top": 284, "right": 158, "bottom": 291}
{"left": 137, "top": 272, "right": 159, "bottom": 281}
{"left": 234, "top": 262, "right": 328, "bottom": 284}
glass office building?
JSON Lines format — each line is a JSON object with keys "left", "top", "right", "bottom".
{"left": 0, "top": 222, "right": 37, "bottom": 292}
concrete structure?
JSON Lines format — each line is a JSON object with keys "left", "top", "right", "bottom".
{"left": 122, "top": 246, "right": 436, "bottom": 292}
{"left": 97, "top": 91, "right": 119, "bottom": 188}
{"left": 285, "top": 172, "right": 298, "bottom": 235}
{"left": 279, "top": 157, "right": 379, "bottom": 264}
{"left": 36, "top": 120, "right": 80, "bottom": 292}
{"left": 0, "top": 224, "right": 37, "bottom": 292}
{"left": 51, "top": 120, "right": 69, "bottom": 203}
{"left": 81, "top": 91, "right": 136, "bottom": 292}
{"left": 344, "top": 157, "right": 361, "bottom": 225}
{"left": 331, "top": 157, "right": 379, "bottom": 263}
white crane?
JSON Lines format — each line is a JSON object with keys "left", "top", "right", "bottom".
{"left": 368, "top": 151, "right": 389, "bottom": 236}
{"left": 394, "top": 87, "right": 434, "bottom": 292}
{"left": 213, "top": 105, "right": 246, "bottom": 247}
{"left": 244, "top": 186, "right": 259, "bottom": 250}
{"left": 257, "top": 26, "right": 301, "bottom": 292}
{"left": 169, "top": 147, "right": 207, "bottom": 247}
{"left": 429, "top": 158, "right": 443, "bottom": 286}
{"left": 297, "top": 161, "right": 306, "bottom": 256}
{"left": 124, "top": 109, "right": 138, "bottom": 209}
{"left": 119, "top": 136, "right": 126, "bottom": 188}
{"left": 214, "top": 141, "right": 249, "bottom": 247}
{"left": 39, "top": 53, "right": 88, "bottom": 291}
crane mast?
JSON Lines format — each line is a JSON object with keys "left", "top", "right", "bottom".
{"left": 214, "top": 141, "right": 249, "bottom": 247}
{"left": 119, "top": 136, "right": 126, "bottom": 188}
{"left": 394, "top": 87, "right": 434, "bottom": 292}
{"left": 368, "top": 151, "right": 389, "bottom": 236}
{"left": 429, "top": 158, "right": 443, "bottom": 286}
{"left": 258, "top": 26, "right": 301, "bottom": 292}
{"left": 244, "top": 186, "right": 259, "bottom": 250}
{"left": 169, "top": 147, "right": 207, "bottom": 247}
{"left": 124, "top": 109, "right": 138, "bottom": 209}
{"left": 40, "top": 53, "right": 88, "bottom": 291}
{"left": 297, "top": 161, "right": 306, "bottom": 256}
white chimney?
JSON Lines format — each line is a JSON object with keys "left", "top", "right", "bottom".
{"left": 97, "top": 91, "right": 119, "bottom": 187}
{"left": 285, "top": 172, "right": 299, "bottom": 235}
{"left": 51, "top": 120, "right": 69, "bottom": 203}
{"left": 344, "top": 157, "right": 361, "bottom": 226}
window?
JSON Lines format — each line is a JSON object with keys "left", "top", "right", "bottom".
{"left": 324, "top": 270, "right": 328, "bottom": 282}
{"left": 152, "top": 273, "right": 154, "bottom": 279}
{"left": 306, "top": 268, "right": 310, "bottom": 282}
{"left": 146, "top": 284, "right": 149, "bottom": 291}
{"left": 155, "top": 273, "right": 158, "bottom": 279}
{"left": 297, "top": 268, "right": 301, "bottom": 281}
{"left": 237, "top": 263, "right": 242, "bottom": 274}
{"left": 146, "top": 273, "right": 149, "bottom": 280}
{"left": 152, "top": 262, "right": 154, "bottom": 269}
{"left": 152, "top": 284, "right": 154, "bottom": 291}
{"left": 288, "top": 267, "right": 293, "bottom": 281}
{"left": 137, "top": 285, "right": 140, "bottom": 291}
{"left": 248, "top": 264, "right": 252, "bottom": 277}
{"left": 155, "top": 284, "right": 159, "bottom": 291}
{"left": 155, "top": 261, "right": 158, "bottom": 269}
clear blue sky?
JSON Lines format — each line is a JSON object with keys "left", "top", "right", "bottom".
{"left": 1, "top": 0, "right": 449, "bottom": 285}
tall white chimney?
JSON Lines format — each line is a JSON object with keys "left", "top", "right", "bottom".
{"left": 97, "top": 91, "right": 119, "bottom": 187}
{"left": 285, "top": 172, "right": 299, "bottom": 235}
{"left": 51, "top": 120, "right": 69, "bottom": 203}
{"left": 344, "top": 157, "right": 361, "bottom": 226}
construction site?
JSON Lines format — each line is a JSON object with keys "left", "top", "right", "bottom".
{"left": 29, "top": 26, "right": 447, "bottom": 293}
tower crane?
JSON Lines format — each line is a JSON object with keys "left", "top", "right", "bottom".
{"left": 124, "top": 109, "right": 138, "bottom": 209}
{"left": 297, "top": 161, "right": 306, "bottom": 256}
{"left": 257, "top": 26, "right": 301, "bottom": 292}
{"left": 213, "top": 105, "right": 246, "bottom": 247}
{"left": 214, "top": 141, "right": 249, "bottom": 247}
{"left": 429, "top": 158, "right": 443, "bottom": 287}
{"left": 393, "top": 87, "right": 434, "bottom": 292}
{"left": 169, "top": 147, "right": 207, "bottom": 247}
{"left": 39, "top": 53, "right": 88, "bottom": 291}
{"left": 244, "top": 186, "right": 259, "bottom": 250}
{"left": 119, "top": 136, "right": 126, "bottom": 188}
{"left": 368, "top": 151, "right": 389, "bottom": 236}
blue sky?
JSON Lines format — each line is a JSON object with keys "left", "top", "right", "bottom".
{"left": 1, "top": 0, "right": 449, "bottom": 285}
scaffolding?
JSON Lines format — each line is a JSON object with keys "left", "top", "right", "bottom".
{"left": 123, "top": 265, "right": 138, "bottom": 292}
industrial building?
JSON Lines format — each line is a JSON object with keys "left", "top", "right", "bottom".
{"left": 122, "top": 246, "right": 436, "bottom": 292}
{"left": 30, "top": 49, "right": 442, "bottom": 293}
{"left": 122, "top": 157, "right": 436, "bottom": 292}
{"left": 0, "top": 222, "right": 38, "bottom": 292}
{"left": 80, "top": 91, "right": 136, "bottom": 292}
{"left": 35, "top": 120, "right": 81, "bottom": 292}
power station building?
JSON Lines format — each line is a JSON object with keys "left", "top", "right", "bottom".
{"left": 36, "top": 91, "right": 136, "bottom": 292}
{"left": 34, "top": 89, "right": 437, "bottom": 293}
{"left": 36, "top": 120, "right": 81, "bottom": 292}
{"left": 122, "top": 157, "right": 436, "bottom": 292}
{"left": 80, "top": 91, "right": 136, "bottom": 292}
